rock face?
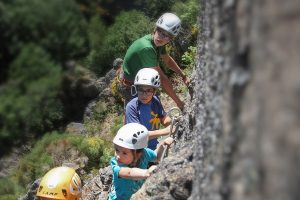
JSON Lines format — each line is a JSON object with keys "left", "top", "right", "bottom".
{"left": 81, "top": 166, "right": 113, "bottom": 200}
{"left": 130, "top": 0, "right": 300, "bottom": 200}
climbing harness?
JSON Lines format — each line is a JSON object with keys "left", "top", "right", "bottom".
{"left": 160, "top": 107, "right": 183, "bottom": 161}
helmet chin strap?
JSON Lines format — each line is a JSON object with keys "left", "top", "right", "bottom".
{"left": 131, "top": 85, "right": 137, "bottom": 96}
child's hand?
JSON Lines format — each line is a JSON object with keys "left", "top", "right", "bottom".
{"left": 163, "top": 137, "right": 174, "bottom": 146}
{"left": 148, "top": 165, "right": 157, "bottom": 175}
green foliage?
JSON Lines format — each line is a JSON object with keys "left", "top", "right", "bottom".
{"left": 0, "top": 195, "right": 16, "bottom": 200}
{"left": 111, "top": 115, "right": 124, "bottom": 135}
{"left": 8, "top": 44, "right": 62, "bottom": 87}
{"left": 15, "top": 133, "right": 62, "bottom": 187}
{"left": 87, "top": 16, "right": 107, "bottom": 50}
{"left": 172, "top": 46, "right": 196, "bottom": 94}
{"left": 93, "top": 101, "right": 109, "bottom": 121}
{"left": 0, "top": 44, "right": 63, "bottom": 147}
{"left": 0, "top": 177, "right": 20, "bottom": 199}
{"left": 172, "top": 0, "right": 199, "bottom": 26}
{"left": 111, "top": 77, "right": 124, "bottom": 104}
{"left": 11, "top": 132, "right": 112, "bottom": 197}
{"left": 0, "top": 1, "right": 200, "bottom": 198}
{"left": 86, "top": 11, "right": 152, "bottom": 75}
{"left": 85, "top": 119, "right": 103, "bottom": 135}
{"left": 77, "top": 137, "right": 112, "bottom": 168}
{"left": 134, "top": 0, "right": 175, "bottom": 19}
{"left": 182, "top": 46, "right": 197, "bottom": 73}
{"left": 170, "top": 0, "right": 199, "bottom": 58}
{"left": 84, "top": 16, "right": 107, "bottom": 72}
{"left": 2, "top": 0, "right": 88, "bottom": 62}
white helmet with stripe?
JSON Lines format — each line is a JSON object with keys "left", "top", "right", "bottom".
{"left": 156, "top": 13, "right": 181, "bottom": 37}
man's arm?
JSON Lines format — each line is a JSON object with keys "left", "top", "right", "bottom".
{"left": 160, "top": 54, "right": 190, "bottom": 86}
{"left": 153, "top": 66, "right": 184, "bottom": 109}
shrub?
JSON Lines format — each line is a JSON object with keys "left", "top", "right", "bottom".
{"left": 3, "top": 0, "right": 88, "bottom": 62}
{"left": 111, "top": 115, "right": 124, "bottom": 135}
{"left": 0, "top": 44, "right": 63, "bottom": 150}
{"left": 86, "top": 10, "right": 152, "bottom": 75}
{"left": 13, "top": 132, "right": 113, "bottom": 197}
{"left": 0, "top": 177, "right": 20, "bottom": 199}
{"left": 111, "top": 77, "right": 124, "bottom": 104}
{"left": 77, "top": 137, "right": 112, "bottom": 168}
{"left": 182, "top": 46, "right": 197, "bottom": 74}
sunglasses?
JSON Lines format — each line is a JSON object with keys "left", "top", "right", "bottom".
{"left": 156, "top": 28, "right": 172, "bottom": 40}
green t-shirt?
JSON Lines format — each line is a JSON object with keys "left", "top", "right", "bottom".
{"left": 123, "top": 34, "right": 167, "bottom": 81}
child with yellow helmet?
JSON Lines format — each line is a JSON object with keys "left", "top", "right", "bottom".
{"left": 36, "top": 166, "right": 82, "bottom": 200}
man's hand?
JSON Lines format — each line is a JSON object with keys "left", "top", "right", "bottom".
{"left": 182, "top": 75, "right": 191, "bottom": 86}
{"left": 176, "top": 100, "right": 184, "bottom": 111}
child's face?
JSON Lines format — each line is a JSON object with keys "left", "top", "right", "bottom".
{"left": 114, "top": 145, "right": 134, "bottom": 165}
{"left": 137, "top": 86, "right": 155, "bottom": 104}
{"left": 153, "top": 28, "right": 172, "bottom": 47}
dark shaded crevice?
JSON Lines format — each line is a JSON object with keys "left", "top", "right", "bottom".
{"left": 220, "top": 47, "right": 251, "bottom": 200}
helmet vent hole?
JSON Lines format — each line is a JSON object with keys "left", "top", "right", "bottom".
{"left": 137, "top": 131, "right": 140, "bottom": 135}
{"left": 132, "top": 138, "right": 137, "bottom": 144}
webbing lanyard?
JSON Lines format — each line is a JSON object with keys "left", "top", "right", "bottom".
{"left": 160, "top": 107, "right": 182, "bottom": 161}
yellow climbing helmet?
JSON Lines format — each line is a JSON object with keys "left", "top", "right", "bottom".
{"left": 36, "top": 166, "right": 82, "bottom": 200}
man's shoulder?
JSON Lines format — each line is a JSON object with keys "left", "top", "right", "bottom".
{"left": 132, "top": 34, "right": 153, "bottom": 48}
{"left": 139, "top": 34, "right": 152, "bottom": 42}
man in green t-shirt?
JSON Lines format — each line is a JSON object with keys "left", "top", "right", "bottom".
{"left": 119, "top": 13, "right": 190, "bottom": 110}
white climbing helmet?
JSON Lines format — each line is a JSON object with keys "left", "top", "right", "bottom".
{"left": 156, "top": 13, "right": 181, "bottom": 37}
{"left": 134, "top": 68, "right": 160, "bottom": 88}
{"left": 113, "top": 123, "right": 149, "bottom": 150}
